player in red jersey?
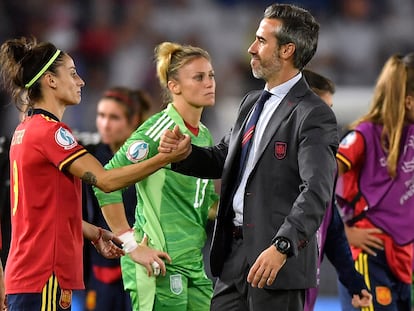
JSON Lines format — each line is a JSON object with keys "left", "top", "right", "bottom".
{"left": 336, "top": 53, "right": 414, "bottom": 311}
{"left": 0, "top": 36, "right": 189, "bottom": 311}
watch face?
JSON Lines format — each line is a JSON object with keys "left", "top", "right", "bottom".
{"left": 279, "top": 240, "right": 288, "bottom": 250}
{"left": 276, "top": 238, "right": 290, "bottom": 254}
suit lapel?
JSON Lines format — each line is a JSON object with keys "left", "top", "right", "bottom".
{"left": 219, "top": 91, "right": 262, "bottom": 218}
{"left": 252, "top": 78, "right": 309, "bottom": 169}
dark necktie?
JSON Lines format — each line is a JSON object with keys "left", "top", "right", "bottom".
{"left": 239, "top": 90, "right": 271, "bottom": 174}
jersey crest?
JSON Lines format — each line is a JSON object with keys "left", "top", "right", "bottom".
{"left": 55, "top": 127, "right": 77, "bottom": 150}
{"left": 170, "top": 274, "right": 183, "bottom": 295}
{"left": 59, "top": 289, "right": 72, "bottom": 309}
{"left": 375, "top": 286, "right": 392, "bottom": 306}
{"left": 127, "top": 140, "right": 149, "bottom": 163}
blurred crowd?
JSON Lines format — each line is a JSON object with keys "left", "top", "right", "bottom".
{"left": 1, "top": 0, "right": 414, "bottom": 140}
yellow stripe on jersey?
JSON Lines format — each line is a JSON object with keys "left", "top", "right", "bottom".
{"left": 336, "top": 152, "right": 352, "bottom": 170}
{"left": 41, "top": 275, "right": 58, "bottom": 311}
{"left": 355, "top": 253, "right": 374, "bottom": 311}
{"left": 58, "top": 149, "right": 88, "bottom": 171}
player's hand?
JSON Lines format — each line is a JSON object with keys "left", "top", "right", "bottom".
{"left": 247, "top": 245, "right": 286, "bottom": 288}
{"left": 92, "top": 228, "right": 125, "bottom": 259}
{"left": 159, "top": 125, "right": 185, "bottom": 153}
{"left": 351, "top": 289, "right": 372, "bottom": 308}
{"left": 128, "top": 235, "right": 172, "bottom": 277}
{"left": 159, "top": 125, "right": 191, "bottom": 162}
{"left": 345, "top": 225, "right": 384, "bottom": 256}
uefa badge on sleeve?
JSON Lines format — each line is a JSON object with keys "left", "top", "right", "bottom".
{"left": 126, "top": 140, "right": 149, "bottom": 163}
{"left": 55, "top": 127, "right": 77, "bottom": 150}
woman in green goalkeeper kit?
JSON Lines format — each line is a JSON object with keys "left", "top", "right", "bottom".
{"left": 94, "top": 41, "right": 219, "bottom": 311}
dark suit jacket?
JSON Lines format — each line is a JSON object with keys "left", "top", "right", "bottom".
{"left": 173, "top": 77, "right": 338, "bottom": 289}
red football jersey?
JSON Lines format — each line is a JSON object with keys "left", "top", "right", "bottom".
{"left": 6, "top": 111, "right": 88, "bottom": 293}
{"left": 337, "top": 130, "right": 412, "bottom": 284}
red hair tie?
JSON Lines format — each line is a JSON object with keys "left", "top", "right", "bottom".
{"left": 103, "top": 91, "right": 135, "bottom": 109}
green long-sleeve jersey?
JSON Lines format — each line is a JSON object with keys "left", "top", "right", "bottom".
{"left": 95, "top": 104, "right": 219, "bottom": 265}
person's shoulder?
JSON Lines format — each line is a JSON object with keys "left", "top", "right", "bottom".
{"left": 244, "top": 90, "right": 263, "bottom": 101}
{"left": 137, "top": 108, "right": 177, "bottom": 142}
{"left": 339, "top": 130, "right": 364, "bottom": 150}
{"left": 18, "top": 115, "right": 60, "bottom": 140}
{"left": 139, "top": 109, "right": 168, "bottom": 130}
{"left": 300, "top": 89, "right": 333, "bottom": 115}
{"left": 237, "top": 90, "right": 263, "bottom": 109}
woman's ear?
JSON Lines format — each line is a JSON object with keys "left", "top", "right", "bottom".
{"left": 44, "top": 72, "right": 57, "bottom": 89}
{"left": 167, "top": 80, "right": 181, "bottom": 95}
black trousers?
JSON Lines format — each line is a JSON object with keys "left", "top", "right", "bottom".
{"left": 211, "top": 239, "right": 305, "bottom": 311}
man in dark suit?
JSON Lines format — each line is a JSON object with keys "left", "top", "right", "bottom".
{"left": 159, "top": 3, "right": 338, "bottom": 311}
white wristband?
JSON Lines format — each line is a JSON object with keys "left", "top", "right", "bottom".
{"left": 118, "top": 230, "right": 138, "bottom": 253}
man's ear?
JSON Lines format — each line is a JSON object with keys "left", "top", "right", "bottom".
{"left": 280, "top": 43, "right": 296, "bottom": 60}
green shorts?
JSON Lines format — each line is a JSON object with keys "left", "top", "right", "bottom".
{"left": 121, "top": 256, "right": 213, "bottom": 311}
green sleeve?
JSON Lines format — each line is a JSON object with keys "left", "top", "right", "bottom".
{"left": 94, "top": 129, "right": 158, "bottom": 207}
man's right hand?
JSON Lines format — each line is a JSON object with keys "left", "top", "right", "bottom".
{"left": 159, "top": 125, "right": 192, "bottom": 162}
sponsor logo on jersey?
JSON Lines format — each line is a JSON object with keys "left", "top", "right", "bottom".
{"left": 55, "top": 127, "right": 77, "bottom": 149}
{"left": 127, "top": 140, "right": 149, "bottom": 163}
{"left": 59, "top": 289, "right": 72, "bottom": 309}
{"left": 340, "top": 131, "right": 356, "bottom": 149}
{"left": 375, "top": 286, "right": 392, "bottom": 305}
{"left": 274, "top": 141, "right": 287, "bottom": 159}
{"left": 170, "top": 274, "right": 183, "bottom": 295}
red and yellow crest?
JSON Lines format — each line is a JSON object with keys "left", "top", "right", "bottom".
{"left": 375, "top": 286, "right": 392, "bottom": 306}
{"left": 59, "top": 289, "right": 72, "bottom": 309}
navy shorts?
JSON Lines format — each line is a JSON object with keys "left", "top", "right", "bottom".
{"left": 339, "top": 250, "right": 411, "bottom": 311}
{"left": 7, "top": 275, "right": 73, "bottom": 311}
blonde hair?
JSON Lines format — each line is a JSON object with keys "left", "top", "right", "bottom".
{"left": 154, "top": 41, "right": 211, "bottom": 103}
{"left": 351, "top": 53, "right": 414, "bottom": 177}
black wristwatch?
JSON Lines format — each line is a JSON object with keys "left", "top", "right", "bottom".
{"left": 273, "top": 237, "right": 291, "bottom": 255}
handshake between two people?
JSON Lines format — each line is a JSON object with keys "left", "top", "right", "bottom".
{"left": 159, "top": 125, "right": 192, "bottom": 161}
{"left": 95, "top": 126, "right": 191, "bottom": 278}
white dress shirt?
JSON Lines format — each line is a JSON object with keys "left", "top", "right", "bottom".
{"left": 232, "top": 73, "right": 302, "bottom": 226}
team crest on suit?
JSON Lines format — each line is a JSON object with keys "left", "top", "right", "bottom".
{"left": 275, "top": 142, "right": 287, "bottom": 159}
